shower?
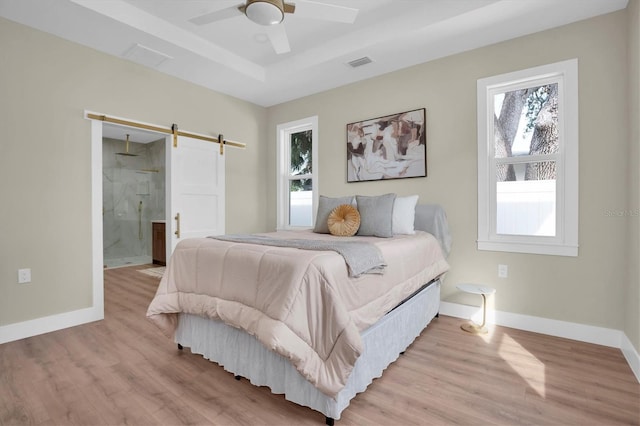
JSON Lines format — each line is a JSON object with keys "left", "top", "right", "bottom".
{"left": 116, "top": 134, "right": 138, "bottom": 157}
{"left": 102, "top": 130, "right": 165, "bottom": 269}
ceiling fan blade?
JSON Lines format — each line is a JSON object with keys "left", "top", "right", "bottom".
{"left": 294, "top": 0, "right": 358, "bottom": 23}
{"left": 189, "top": 4, "right": 243, "bottom": 26}
{"left": 266, "top": 24, "right": 290, "bottom": 54}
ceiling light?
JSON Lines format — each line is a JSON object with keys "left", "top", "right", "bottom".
{"left": 245, "top": 0, "right": 284, "bottom": 26}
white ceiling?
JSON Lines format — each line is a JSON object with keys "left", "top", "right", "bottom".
{"left": 0, "top": 0, "right": 628, "bottom": 107}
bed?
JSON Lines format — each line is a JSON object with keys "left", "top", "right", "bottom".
{"left": 147, "top": 201, "right": 451, "bottom": 424}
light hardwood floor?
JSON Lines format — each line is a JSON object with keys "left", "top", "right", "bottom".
{"left": 1, "top": 264, "right": 638, "bottom": 425}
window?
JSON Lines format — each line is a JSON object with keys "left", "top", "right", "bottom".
{"left": 477, "top": 59, "right": 578, "bottom": 256}
{"left": 277, "top": 116, "right": 318, "bottom": 230}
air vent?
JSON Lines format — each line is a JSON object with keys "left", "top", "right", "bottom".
{"left": 123, "top": 43, "right": 173, "bottom": 68}
{"left": 347, "top": 56, "right": 373, "bottom": 68}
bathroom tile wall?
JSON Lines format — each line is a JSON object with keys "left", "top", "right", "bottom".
{"left": 102, "top": 137, "right": 165, "bottom": 265}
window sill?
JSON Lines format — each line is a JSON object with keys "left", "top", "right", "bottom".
{"left": 477, "top": 240, "right": 578, "bottom": 257}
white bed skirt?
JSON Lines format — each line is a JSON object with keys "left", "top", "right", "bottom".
{"left": 175, "top": 279, "right": 441, "bottom": 421}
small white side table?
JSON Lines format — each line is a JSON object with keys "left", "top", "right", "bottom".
{"left": 457, "top": 283, "right": 496, "bottom": 334}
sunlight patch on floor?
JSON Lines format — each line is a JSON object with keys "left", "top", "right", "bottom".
{"left": 461, "top": 304, "right": 496, "bottom": 343}
{"left": 499, "top": 333, "right": 546, "bottom": 397}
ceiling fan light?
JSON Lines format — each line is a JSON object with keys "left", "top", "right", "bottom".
{"left": 245, "top": 0, "right": 284, "bottom": 26}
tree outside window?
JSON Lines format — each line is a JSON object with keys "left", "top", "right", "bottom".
{"left": 288, "top": 129, "right": 313, "bottom": 226}
{"left": 494, "top": 83, "right": 559, "bottom": 237}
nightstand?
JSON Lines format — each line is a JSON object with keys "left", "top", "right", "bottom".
{"left": 457, "top": 283, "right": 496, "bottom": 334}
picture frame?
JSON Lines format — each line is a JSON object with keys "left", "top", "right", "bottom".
{"left": 346, "top": 108, "right": 426, "bottom": 182}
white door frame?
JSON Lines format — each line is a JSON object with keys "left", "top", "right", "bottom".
{"left": 91, "top": 120, "right": 168, "bottom": 320}
{"left": 90, "top": 119, "right": 105, "bottom": 320}
{"left": 91, "top": 119, "right": 168, "bottom": 310}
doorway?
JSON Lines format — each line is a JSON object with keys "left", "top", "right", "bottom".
{"left": 101, "top": 124, "right": 166, "bottom": 269}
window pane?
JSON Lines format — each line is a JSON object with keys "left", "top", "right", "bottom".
{"left": 289, "top": 179, "right": 312, "bottom": 227}
{"left": 496, "top": 162, "right": 556, "bottom": 236}
{"left": 289, "top": 130, "right": 312, "bottom": 175}
{"left": 494, "top": 83, "right": 559, "bottom": 160}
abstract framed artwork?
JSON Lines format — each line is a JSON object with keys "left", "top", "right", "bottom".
{"left": 346, "top": 108, "right": 426, "bottom": 182}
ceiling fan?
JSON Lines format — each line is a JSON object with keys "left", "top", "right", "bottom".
{"left": 189, "top": 0, "right": 359, "bottom": 54}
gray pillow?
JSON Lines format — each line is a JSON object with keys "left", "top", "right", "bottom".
{"left": 356, "top": 193, "right": 396, "bottom": 237}
{"left": 314, "top": 195, "right": 355, "bottom": 234}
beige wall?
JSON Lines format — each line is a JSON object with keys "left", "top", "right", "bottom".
{"left": 267, "top": 11, "right": 634, "bottom": 340}
{"left": 0, "top": 17, "right": 268, "bottom": 326}
{"left": 627, "top": 0, "right": 640, "bottom": 351}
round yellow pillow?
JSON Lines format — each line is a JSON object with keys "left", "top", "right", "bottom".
{"left": 327, "top": 204, "right": 360, "bottom": 236}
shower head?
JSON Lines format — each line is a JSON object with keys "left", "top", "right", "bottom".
{"left": 116, "top": 134, "right": 138, "bottom": 157}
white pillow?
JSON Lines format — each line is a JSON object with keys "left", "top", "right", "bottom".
{"left": 393, "top": 195, "right": 419, "bottom": 234}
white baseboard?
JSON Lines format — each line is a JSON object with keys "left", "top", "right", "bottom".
{"left": 439, "top": 301, "right": 640, "bottom": 383}
{"left": 0, "top": 306, "right": 103, "bottom": 345}
{"left": 621, "top": 333, "right": 640, "bottom": 383}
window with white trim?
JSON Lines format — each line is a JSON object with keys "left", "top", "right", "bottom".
{"left": 477, "top": 59, "right": 578, "bottom": 256}
{"left": 277, "top": 116, "right": 318, "bottom": 230}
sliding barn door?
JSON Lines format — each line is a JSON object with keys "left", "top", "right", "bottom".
{"left": 168, "top": 135, "right": 225, "bottom": 256}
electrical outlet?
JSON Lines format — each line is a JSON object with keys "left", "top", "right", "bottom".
{"left": 498, "top": 264, "right": 508, "bottom": 278}
{"left": 18, "top": 268, "right": 31, "bottom": 284}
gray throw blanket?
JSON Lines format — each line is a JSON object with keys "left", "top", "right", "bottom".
{"left": 209, "top": 234, "right": 386, "bottom": 277}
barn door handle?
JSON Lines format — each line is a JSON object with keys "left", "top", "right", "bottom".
{"left": 174, "top": 213, "right": 181, "bottom": 238}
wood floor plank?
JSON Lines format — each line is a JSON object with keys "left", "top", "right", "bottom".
{"left": 0, "top": 264, "right": 638, "bottom": 425}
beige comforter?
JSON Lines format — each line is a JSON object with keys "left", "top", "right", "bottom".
{"left": 146, "top": 230, "right": 449, "bottom": 397}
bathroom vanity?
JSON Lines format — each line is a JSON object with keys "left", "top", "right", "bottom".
{"left": 152, "top": 220, "right": 166, "bottom": 265}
